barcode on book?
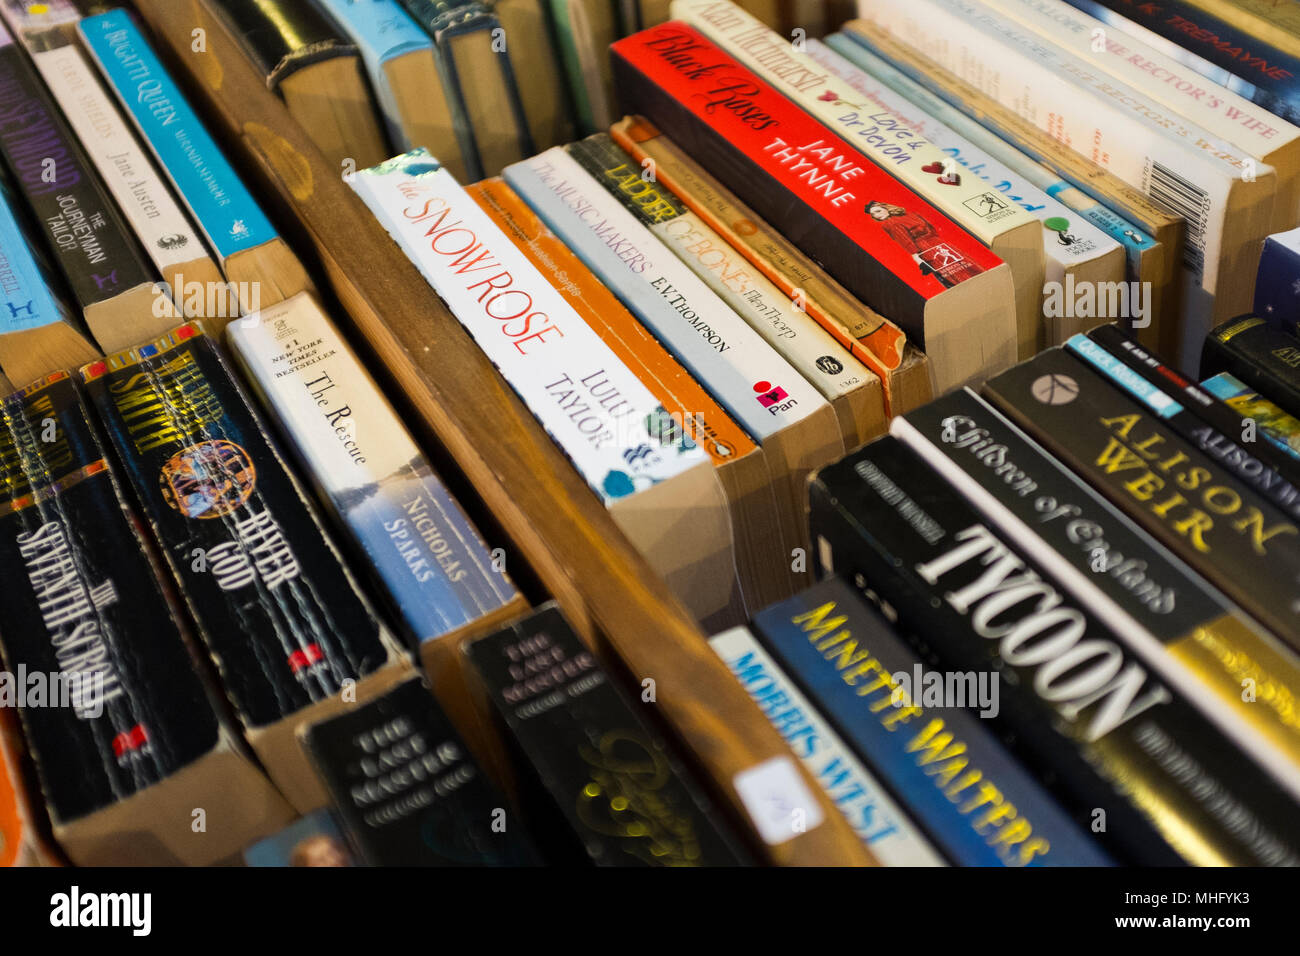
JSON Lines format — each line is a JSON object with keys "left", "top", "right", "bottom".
{"left": 1143, "top": 159, "right": 1211, "bottom": 282}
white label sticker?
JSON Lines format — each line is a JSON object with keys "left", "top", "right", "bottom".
{"left": 733, "top": 756, "right": 825, "bottom": 846}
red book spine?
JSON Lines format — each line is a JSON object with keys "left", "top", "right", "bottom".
{"left": 610, "top": 22, "right": 1004, "bottom": 341}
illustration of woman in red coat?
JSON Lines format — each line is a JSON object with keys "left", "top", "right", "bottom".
{"left": 865, "top": 200, "right": 983, "bottom": 288}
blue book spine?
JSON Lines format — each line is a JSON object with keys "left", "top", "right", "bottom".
{"left": 1254, "top": 230, "right": 1300, "bottom": 336}
{"left": 314, "top": 0, "right": 433, "bottom": 150}
{"left": 77, "top": 10, "right": 278, "bottom": 263}
{"left": 1066, "top": 333, "right": 1182, "bottom": 420}
{"left": 752, "top": 577, "right": 1113, "bottom": 867}
{"left": 0, "top": 179, "right": 68, "bottom": 335}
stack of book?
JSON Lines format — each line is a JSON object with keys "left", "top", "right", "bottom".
{"left": 0, "top": 0, "right": 1299, "bottom": 869}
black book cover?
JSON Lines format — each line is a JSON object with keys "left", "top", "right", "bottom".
{"left": 1070, "top": 329, "right": 1300, "bottom": 522}
{"left": 983, "top": 346, "right": 1300, "bottom": 651}
{"left": 0, "top": 26, "right": 154, "bottom": 313}
{"left": 1202, "top": 315, "right": 1300, "bottom": 420}
{"left": 81, "top": 323, "right": 393, "bottom": 729}
{"left": 300, "top": 675, "right": 539, "bottom": 865}
{"left": 809, "top": 437, "right": 1300, "bottom": 865}
{"left": 465, "top": 602, "right": 750, "bottom": 866}
{"left": 1089, "top": 323, "right": 1300, "bottom": 495}
{"left": 0, "top": 372, "right": 216, "bottom": 823}
{"left": 216, "top": 0, "right": 357, "bottom": 89}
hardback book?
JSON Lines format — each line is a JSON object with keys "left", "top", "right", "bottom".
{"left": 0, "top": 20, "right": 162, "bottom": 355}
{"left": 211, "top": 0, "right": 388, "bottom": 171}
{"left": 892, "top": 386, "right": 1300, "bottom": 819}
{"left": 0, "top": 174, "right": 97, "bottom": 385}
{"left": 1065, "top": 0, "right": 1300, "bottom": 124}
{"left": 566, "top": 132, "right": 886, "bottom": 451}
{"left": 677, "top": 0, "right": 1047, "bottom": 362}
{"left": 609, "top": 22, "right": 1018, "bottom": 393}
{"left": 708, "top": 626, "right": 946, "bottom": 866}
{"left": 1203, "top": 370, "right": 1300, "bottom": 460}
{"left": 226, "top": 291, "right": 530, "bottom": 770}
{"left": 0, "top": 370, "right": 295, "bottom": 865}
{"left": 1068, "top": 329, "right": 1300, "bottom": 521}
{"left": 1202, "top": 315, "right": 1300, "bottom": 419}
{"left": 810, "top": 437, "right": 1300, "bottom": 864}
{"left": 609, "top": 115, "right": 930, "bottom": 417}
{"left": 1254, "top": 227, "right": 1300, "bottom": 336}
{"left": 982, "top": 344, "right": 1300, "bottom": 651}
{"left": 852, "top": 0, "right": 1277, "bottom": 372}
{"left": 750, "top": 575, "right": 1115, "bottom": 866}
{"left": 78, "top": 9, "right": 313, "bottom": 321}
{"left": 299, "top": 675, "right": 540, "bottom": 865}
{"left": 504, "top": 145, "right": 844, "bottom": 589}
{"left": 824, "top": 30, "right": 1162, "bottom": 343}
{"left": 986, "top": 0, "right": 1300, "bottom": 235}
{"left": 314, "top": 0, "right": 472, "bottom": 181}
{"left": 811, "top": 36, "right": 1126, "bottom": 346}
{"left": 401, "top": 0, "right": 532, "bottom": 178}
{"left": 1088, "top": 321, "right": 1300, "bottom": 488}
{"left": 350, "top": 150, "right": 741, "bottom": 630}
{"left": 489, "top": 0, "right": 574, "bottom": 151}
{"left": 465, "top": 602, "right": 750, "bottom": 865}
{"left": 0, "top": 3, "right": 222, "bottom": 322}
{"left": 468, "top": 175, "right": 787, "bottom": 612}
{"left": 79, "top": 322, "right": 415, "bottom": 813}
{"left": 837, "top": 20, "right": 1182, "bottom": 352}
{"left": 243, "top": 807, "right": 357, "bottom": 866}
{"left": 546, "top": 0, "right": 618, "bottom": 132}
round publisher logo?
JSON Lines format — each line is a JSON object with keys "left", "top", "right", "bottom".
{"left": 1030, "top": 373, "right": 1079, "bottom": 406}
{"left": 160, "top": 440, "right": 257, "bottom": 519}
{"left": 815, "top": 355, "right": 844, "bottom": 375}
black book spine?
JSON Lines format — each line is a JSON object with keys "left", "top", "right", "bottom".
{"left": 300, "top": 676, "right": 539, "bottom": 865}
{"left": 983, "top": 346, "right": 1300, "bottom": 651}
{"left": 810, "top": 438, "right": 1300, "bottom": 865}
{"left": 1202, "top": 316, "right": 1300, "bottom": 420}
{"left": 0, "top": 372, "right": 217, "bottom": 822}
{"left": 466, "top": 603, "right": 750, "bottom": 866}
{"left": 1070, "top": 330, "right": 1300, "bottom": 522}
{"left": 215, "top": 0, "right": 354, "bottom": 89}
{"left": 80, "top": 323, "right": 393, "bottom": 729}
{"left": 0, "top": 32, "right": 154, "bottom": 313}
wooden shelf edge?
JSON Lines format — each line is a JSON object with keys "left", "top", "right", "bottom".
{"left": 134, "top": 0, "right": 874, "bottom": 866}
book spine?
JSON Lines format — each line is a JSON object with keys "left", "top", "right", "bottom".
{"left": 0, "top": 32, "right": 155, "bottom": 314}
{"left": 1202, "top": 370, "right": 1300, "bottom": 462}
{"left": 564, "top": 134, "right": 873, "bottom": 412}
{"left": 503, "top": 145, "right": 828, "bottom": 442}
{"left": 466, "top": 603, "right": 749, "bottom": 866}
{"left": 1067, "top": 330, "right": 1300, "bottom": 522}
{"left": 708, "top": 626, "right": 947, "bottom": 865}
{"left": 809, "top": 438, "right": 1300, "bottom": 864}
{"left": 0, "top": 178, "right": 71, "bottom": 334}
{"left": 1065, "top": 0, "right": 1300, "bottom": 123}
{"left": 1254, "top": 233, "right": 1300, "bottom": 337}
{"left": 891, "top": 384, "right": 1300, "bottom": 805}
{"left": 349, "top": 150, "right": 709, "bottom": 502}
{"left": 608, "top": 21, "right": 1003, "bottom": 346}
{"left": 821, "top": 30, "right": 1158, "bottom": 287}
{"left": 226, "top": 293, "right": 521, "bottom": 648}
{"left": 543, "top": 0, "right": 596, "bottom": 132}
{"left": 982, "top": 344, "right": 1300, "bottom": 650}
{"left": 1202, "top": 315, "right": 1300, "bottom": 419}
{"left": 28, "top": 41, "right": 207, "bottom": 280}
{"left": 1089, "top": 321, "right": 1300, "bottom": 484}
{"left": 751, "top": 574, "right": 1116, "bottom": 866}
{"left": 80, "top": 324, "right": 396, "bottom": 729}
{"left": 607, "top": 115, "right": 908, "bottom": 384}
{"left": 78, "top": 9, "right": 279, "bottom": 263}
{"left": 0, "top": 373, "right": 219, "bottom": 822}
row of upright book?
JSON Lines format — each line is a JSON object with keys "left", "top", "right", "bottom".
{"left": 2, "top": 0, "right": 1300, "bottom": 867}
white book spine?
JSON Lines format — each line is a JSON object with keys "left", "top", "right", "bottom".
{"left": 32, "top": 44, "right": 207, "bottom": 276}
{"left": 709, "top": 626, "right": 948, "bottom": 866}
{"left": 507, "top": 147, "right": 829, "bottom": 441}
{"left": 805, "top": 39, "right": 1119, "bottom": 287}
{"left": 349, "top": 151, "right": 707, "bottom": 505}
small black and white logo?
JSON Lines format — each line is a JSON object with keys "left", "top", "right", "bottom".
{"left": 815, "top": 355, "right": 844, "bottom": 375}
{"left": 1030, "top": 373, "right": 1079, "bottom": 406}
